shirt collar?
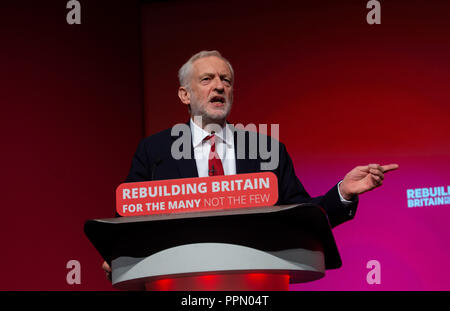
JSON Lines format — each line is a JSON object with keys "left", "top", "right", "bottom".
{"left": 190, "top": 118, "right": 234, "bottom": 148}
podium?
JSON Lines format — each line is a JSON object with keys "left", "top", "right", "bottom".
{"left": 84, "top": 204, "right": 342, "bottom": 291}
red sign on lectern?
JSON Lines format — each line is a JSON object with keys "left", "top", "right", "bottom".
{"left": 116, "top": 172, "right": 278, "bottom": 216}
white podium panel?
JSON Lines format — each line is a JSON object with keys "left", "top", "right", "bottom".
{"left": 112, "top": 243, "right": 324, "bottom": 290}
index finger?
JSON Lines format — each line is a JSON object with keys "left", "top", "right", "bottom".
{"left": 380, "top": 163, "right": 399, "bottom": 173}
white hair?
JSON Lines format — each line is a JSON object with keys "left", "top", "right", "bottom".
{"left": 178, "top": 50, "right": 234, "bottom": 89}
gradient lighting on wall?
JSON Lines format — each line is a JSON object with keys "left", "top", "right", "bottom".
{"left": 141, "top": 0, "right": 450, "bottom": 290}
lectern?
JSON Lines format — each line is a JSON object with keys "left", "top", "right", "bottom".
{"left": 84, "top": 203, "right": 342, "bottom": 290}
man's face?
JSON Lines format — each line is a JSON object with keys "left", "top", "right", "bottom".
{"left": 180, "top": 56, "right": 233, "bottom": 126}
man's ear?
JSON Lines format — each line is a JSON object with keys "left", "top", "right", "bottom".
{"left": 178, "top": 86, "right": 190, "bottom": 105}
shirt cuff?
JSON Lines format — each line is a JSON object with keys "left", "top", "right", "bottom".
{"left": 337, "top": 180, "right": 356, "bottom": 206}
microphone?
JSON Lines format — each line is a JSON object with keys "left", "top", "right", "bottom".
{"left": 209, "top": 164, "right": 215, "bottom": 176}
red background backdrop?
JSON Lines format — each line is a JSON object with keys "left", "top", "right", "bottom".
{"left": 1, "top": 0, "right": 449, "bottom": 290}
{"left": 1, "top": 0, "right": 143, "bottom": 290}
{"left": 140, "top": 0, "right": 450, "bottom": 290}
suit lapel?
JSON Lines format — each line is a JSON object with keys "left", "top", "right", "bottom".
{"left": 234, "top": 128, "right": 259, "bottom": 174}
{"left": 172, "top": 122, "right": 199, "bottom": 179}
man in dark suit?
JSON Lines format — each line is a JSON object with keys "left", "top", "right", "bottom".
{"left": 102, "top": 50, "right": 398, "bottom": 277}
{"left": 125, "top": 122, "right": 356, "bottom": 228}
{"left": 126, "top": 50, "right": 398, "bottom": 226}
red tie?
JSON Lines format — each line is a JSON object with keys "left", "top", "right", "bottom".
{"left": 204, "top": 134, "right": 224, "bottom": 176}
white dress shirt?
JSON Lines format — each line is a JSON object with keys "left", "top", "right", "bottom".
{"left": 190, "top": 119, "right": 236, "bottom": 177}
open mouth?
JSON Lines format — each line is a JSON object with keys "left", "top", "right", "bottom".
{"left": 209, "top": 96, "right": 225, "bottom": 105}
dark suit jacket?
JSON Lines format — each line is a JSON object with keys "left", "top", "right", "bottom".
{"left": 125, "top": 124, "right": 357, "bottom": 228}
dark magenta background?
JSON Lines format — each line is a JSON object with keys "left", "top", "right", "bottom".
{"left": 1, "top": 0, "right": 449, "bottom": 290}
{"left": 1, "top": 1, "right": 143, "bottom": 290}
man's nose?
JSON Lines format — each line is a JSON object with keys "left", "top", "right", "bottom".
{"left": 213, "top": 77, "right": 225, "bottom": 93}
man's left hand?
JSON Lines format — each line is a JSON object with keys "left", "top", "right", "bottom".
{"left": 339, "top": 163, "right": 399, "bottom": 200}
